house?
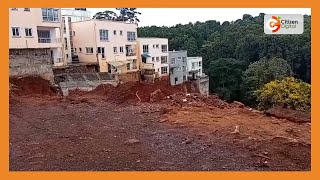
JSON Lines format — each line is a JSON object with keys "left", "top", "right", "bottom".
{"left": 187, "top": 57, "right": 209, "bottom": 95}
{"left": 71, "top": 20, "right": 139, "bottom": 73}
{"left": 61, "top": 8, "right": 91, "bottom": 64}
{"left": 138, "top": 38, "right": 169, "bottom": 78}
{"left": 168, "top": 50, "right": 188, "bottom": 85}
{"left": 186, "top": 57, "right": 203, "bottom": 79}
{"left": 9, "top": 8, "right": 63, "bottom": 66}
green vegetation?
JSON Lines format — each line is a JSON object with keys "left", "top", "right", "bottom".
{"left": 138, "top": 13, "right": 311, "bottom": 110}
{"left": 255, "top": 77, "right": 311, "bottom": 112}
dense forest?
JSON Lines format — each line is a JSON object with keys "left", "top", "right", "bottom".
{"left": 138, "top": 13, "right": 311, "bottom": 108}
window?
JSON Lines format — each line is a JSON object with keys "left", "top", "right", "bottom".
{"left": 71, "top": 48, "right": 74, "bottom": 53}
{"left": 74, "top": 48, "right": 77, "bottom": 52}
{"left": 183, "top": 66, "right": 186, "bottom": 72}
{"left": 86, "top": 47, "right": 94, "bottom": 54}
{"left": 152, "top": 57, "right": 155, "bottom": 62}
{"left": 113, "top": 47, "right": 117, "bottom": 53}
{"left": 156, "top": 57, "right": 160, "bottom": 62}
{"left": 97, "top": 47, "right": 101, "bottom": 53}
{"left": 68, "top": 17, "right": 71, "bottom": 22}
{"left": 127, "top": 63, "right": 131, "bottom": 70}
{"left": 199, "top": 61, "right": 202, "bottom": 66}
{"left": 171, "top": 58, "right": 176, "bottom": 64}
{"left": 143, "top": 45, "right": 149, "bottom": 53}
{"left": 120, "top": 30, "right": 123, "bottom": 35}
{"left": 178, "top": 57, "right": 182, "bottom": 60}
{"left": 99, "top": 29, "right": 108, "bottom": 41}
{"left": 183, "top": 76, "right": 186, "bottom": 81}
{"left": 161, "top": 56, "right": 167, "bottom": 64}
{"left": 79, "top": 48, "right": 82, "bottom": 53}
{"left": 11, "top": 8, "right": 18, "bottom": 11}
{"left": 24, "top": 8, "right": 30, "bottom": 11}
{"left": 64, "top": 38, "right": 68, "bottom": 49}
{"left": 62, "top": 17, "right": 65, "bottom": 23}
{"left": 127, "top": 31, "right": 136, "bottom": 41}
{"left": 156, "top": 44, "right": 159, "bottom": 48}
{"left": 175, "top": 77, "right": 178, "bottom": 84}
{"left": 153, "top": 45, "right": 155, "bottom": 48}
{"left": 192, "top": 62, "right": 196, "bottom": 69}
{"left": 161, "top": 67, "right": 168, "bottom": 74}
{"left": 161, "top": 45, "right": 168, "bottom": 52}
{"left": 11, "top": 27, "right": 20, "bottom": 37}
{"left": 132, "top": 59, "right": 137, "bottom": 69}
{"left": 25, "top": 28, "right": 32, "bottom": 37}
{"left": 37, "top": 30, "right": 50, "bottom": 43}
{"left": 42, "top": 8, "right": 59, "bottom": 22}
{"left": 113, "top": 30, "right": 116, "bottom": 35}
{"left": 72, "top": 31, "right": 75, "bottom": 36}
{"left": 120, "top": 46, "right": 124, "bottom": 53}
{"left": 183, "top": 57, "right": 187, "bottom": 63}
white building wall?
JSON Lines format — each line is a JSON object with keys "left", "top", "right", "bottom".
{"left": 137, "top": 38, "right": 169, "bottom": 76}
{"left": 187, "top": 57, "right": 203, "bottom": 77}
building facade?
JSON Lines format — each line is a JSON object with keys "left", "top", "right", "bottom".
{"left": 71, "top": 20, "right": 139, "bottom": 73}
{"left": 61, "top": 8, "right": 91, "bottom": 64}
{"left": 168, "top": 50, "right": 188, "bottom": 85}
{"left": 187, "top": 57, "right": 203, "bottom": 79}
{"left": 138, "top": 38, "right": 169, "bottom": 77}
{"left": 9, "top": 8, "right": 63, "bottom": 66}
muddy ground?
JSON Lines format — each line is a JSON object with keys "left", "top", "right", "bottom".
{"left": 9, "top": 77, "right": 311, "bottom": 171}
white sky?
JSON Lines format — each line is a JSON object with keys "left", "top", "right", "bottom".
{"left": 83, "top": 8, "right": 311, "bottom": 27}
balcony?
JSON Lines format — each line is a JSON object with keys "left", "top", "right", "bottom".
{"left": 126, "top": 52, "right": 136, "bottom": 57}
{"left": 141, "top": 63, "right": 154, "bottom": 70}
{"left": 37, "top": 38, "right": 62, "bottom": 48}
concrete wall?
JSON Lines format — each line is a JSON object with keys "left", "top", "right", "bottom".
{"left": 198, "top": 75, "right": 209, "bottom": 95}
{"left": 9, "top": 48, "right": 54, "bottom": 81}
{"left": 168, "top": 51, "right": 188, "bottom": 86}
{"left": 116, "top": 71, "right": 140, "bottom": 83}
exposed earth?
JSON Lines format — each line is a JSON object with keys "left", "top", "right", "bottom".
{"left": 9, "top": 77, "right": 311, "bottom": 171}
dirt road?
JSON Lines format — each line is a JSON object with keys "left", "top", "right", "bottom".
{"left": 9, "top": 95, "right": 310, "bottom": 171}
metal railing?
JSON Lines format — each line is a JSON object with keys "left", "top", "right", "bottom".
{"left": 38, "top": 38, "right": 61, "bottom": 43}
{"left": 126, "top": 52, "right": 136, "bottom": 56}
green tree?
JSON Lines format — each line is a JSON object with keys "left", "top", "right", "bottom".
{"left": 255, "top": 77, "right": 310, "bottom": 111}
{"left": 93, "top": 10, "right": 118, "bottom": 20}
{"left": 208, "top": 58, "right": 245, "bottom": 101}
{"left": 242, "top": 57, "right": 293, "bottom": 105}
{"left": 93, "top": 8, "right": 141, "bottom": 23}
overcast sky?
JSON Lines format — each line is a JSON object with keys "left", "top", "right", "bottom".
{"left": 84, "top": 8, "right": 311, "bottom": 27}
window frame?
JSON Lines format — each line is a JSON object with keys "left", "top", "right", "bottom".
{"left": 25, "top": 28, "right": 32, "bottom": 37}
{"left": 86, "top": 47, "right": 94, "bottom": 54}
{"left": 11, "top": 27, "right": 20, "bottom": 37}
{"left": 99, "top": 29, "right": 109, "bottom": 41}
{"left": 161, "top": 66, "right": 168, "bottom": 74}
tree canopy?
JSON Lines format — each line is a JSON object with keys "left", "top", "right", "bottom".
{"left": 93, "top": 8, "right": 141, "bottom": 23}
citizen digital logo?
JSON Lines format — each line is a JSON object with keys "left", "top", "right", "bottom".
{"left": 264, "top": 14, "right": 304, "bottom": 34}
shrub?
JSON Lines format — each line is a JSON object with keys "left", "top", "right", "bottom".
{"left": 254, "top": 77, "right": 310, "bottom": 112}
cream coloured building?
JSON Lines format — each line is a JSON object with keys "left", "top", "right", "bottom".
{"left": 61, "top": 8, "right": 91, "bottom": 63}
{"left": 71, "top": 20, "right": 138, "bottom": 73}
{"left": 137, "top": 37, "right": 169, "bottom": 77}
{"left": 9, "top": 8, "right": 63, "bottom": 66}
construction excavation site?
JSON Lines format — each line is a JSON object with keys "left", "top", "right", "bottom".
{"left": 9, "top": 65, "right": 311, "bottom": 171}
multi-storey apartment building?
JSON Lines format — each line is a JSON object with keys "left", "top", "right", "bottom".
{"left": 187, "top": 57, "right": 203, "bottom": 79}
{"left": 71, "top": 20, "right": 138, "bottom": 73}
{"left": 168, "top": 50, "right": 188, "bottom": 85}
{"left": 138, "top": 38, "right": 169, "bottom": 77}
{"left": 61, "top": 8, "right": 91, "bottom": 63}
{"left": 9, "top": 8, "right": 63, "bottom": 66}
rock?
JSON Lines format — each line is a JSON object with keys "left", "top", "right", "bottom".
{"left": 159, "top": 119, "right": 167, "bottom": 123}
{"left": 265, "top": 107, "right": 310, "bottom": 123}
{"left": 150, "top": 89, "right": 166, "bottom": 103}
{"left": 182, "top": 138, "right": 192, "bottom": 144}
{"left": 231, "top": 101, "right": 245, "bottom": 108}
{"left": 124, "top": 138, "right": 140, "bottom": 145}
{"left": 231, "top": 125, "right": 240, "bottom": 134}
{"left": 182, "top": 99, "right": 187, "bottom": 102}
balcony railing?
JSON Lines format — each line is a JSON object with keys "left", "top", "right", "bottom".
{"left": 38, "top": 38, "right": 61, "bottom": 43}
{"left": 126, "top": 52, "right": 136, "bottom": 57}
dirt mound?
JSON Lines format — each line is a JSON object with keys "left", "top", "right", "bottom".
{"left": 9, "top": 76, "right": 58, "bottom": 96}
{"left": 265, "top": 107, "right": 311, "bottom": 123}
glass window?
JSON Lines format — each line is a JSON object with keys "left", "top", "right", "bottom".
{"left": 24, "top": 8, "right": 30, "bottom": 11}
{"left": 11, "top": 27, "right": 20, "bottom": 37}
{"left": 161, "top": 67, "right": 168, "bottom": 74}
{"left": 113, "top": 47, "right": 117, "bottom": 53}
{"left": 25, "top": 28, "right": 32, "bottom": 37}
{"left": 182, "top": 57, "right": 187, "bottom": 63}
{"left": 120, "top": 46, "right": 124, "bottom": 53}
{"left": 143, "top": 45, "right": 149, "bottom": 53}
{"left": 113, "top": 30, "right": 116, "bottom": 35}
{"left": 161, "top": 56, "right": 167, "bottom": 64}
{"left": 161, "top": 45, "right": 167, "bottom": 52}
{"left": 99, "top": 29, "right": 108, "bottom": 41}
{"left": 86, "top": 47, "right": 94, "bottom": 54}
{"left": 156, "top": 57, "right": 160, "bottom": 62}
{"left": 42, "top": 8, "right": 59, "bottom": 22}
{"left": 120, "top": 30, "right": 123, "bottom": 35}
{"left": 127, "top": 31, "right": 136, "bottom": 41}
{"left": 79, "top": 48, "right": 82, "bottom": 52}
{"left": 171, "top": 58, "right": 176, "bottom": 64}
